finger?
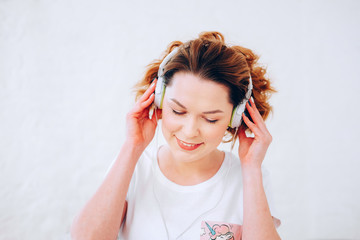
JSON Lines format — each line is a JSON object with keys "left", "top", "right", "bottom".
{"left": 242, "top": 113, "right": 263, "bottom": 137}
{"left": 137, "top": 93, "right": 155, "bottom": 116}
{"left": 140, "top": 92, "right": 155, "bottom": 109}
{"left": 246, "top": 101, "right": 267, "bottom": 133}
{"left": 249, "top": 97, "right": 263, "bottom": 120}
{"left": 243, "top": 112, "right": 272, "bottom": 145}
{"left": 131, "top": 92, "right": 155, "bottom": 118}
{"left": 249, "top": 98, "right": 273, "bottom": 136}
{"left": 139, "top": 78, "right": 157, "bottom": 102}
{"left": 246, "top": 101, "right": 260, "bottom": 125}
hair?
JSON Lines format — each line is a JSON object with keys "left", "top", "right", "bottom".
{"left": 134, "top": 31, "right": 276, "bottom": 142}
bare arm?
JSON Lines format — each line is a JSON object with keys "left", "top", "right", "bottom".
{"left": 241, "top": 166, "right": 280, "bottom": 240}
{"left": 71, "top": 79, "right": 160, "bottom": 240}
{"left": 238, "top": 98, "right": 280, "bottom": 240}
{"left": 70, "top": 143, "right": 142, "bottom": 240}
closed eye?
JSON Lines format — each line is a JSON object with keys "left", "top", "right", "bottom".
{"left": 172, "top": 109, "right": 218, "bottom": 123}
{"left": 205, "top": 118, "right": 218, "bottom": 124}
{"left": 172, "top": 109, "right": 186, "bottom": 115}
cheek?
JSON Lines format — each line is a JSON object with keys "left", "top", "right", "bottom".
{"left": 205, "top": 124, "right": 229, "bottom": 143}
{"left": 161, "top": 108, "right": 180, "bottom": 134}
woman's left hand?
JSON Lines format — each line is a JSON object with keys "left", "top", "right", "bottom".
{"left": 238, "top": 97, "right": 272, "bottom": 169}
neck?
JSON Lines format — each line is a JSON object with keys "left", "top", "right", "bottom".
{"left": 158, "top": 145, "right": 224, "bottom": 186}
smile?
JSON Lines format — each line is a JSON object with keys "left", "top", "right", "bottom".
{"left": 175, "top": 137, "right": 203, "bottom": 151}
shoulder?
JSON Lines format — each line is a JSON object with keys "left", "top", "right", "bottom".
{"left": 133, "top": 146, "right": 157, "bottom": 174}
{"left": 224, "top": 150, "right": 241, "bottom": 172}
{"left": 126, "top": 146, "right": 157, "bottom": 198}
{"left": 223, "top": 150, "right": 272, "bottom": 181}
{"left": 222, "top": 151, "right": 242, "bottom": 183}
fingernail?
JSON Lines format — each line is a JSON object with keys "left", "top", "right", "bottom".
{"left": 250, "top": 96, "right": 254, "bottom": 103}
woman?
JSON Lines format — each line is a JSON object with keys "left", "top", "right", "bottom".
{"left": 71, "top": 31, "right": 281, "bottom": 240}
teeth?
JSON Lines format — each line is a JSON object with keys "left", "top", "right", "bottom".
{"left": 183, "top": 142, "right": 195, "bottom": 147}
{"left": 180, "top": 140, "right": 197, "bottom": 147}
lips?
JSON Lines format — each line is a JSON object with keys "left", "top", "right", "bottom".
{"left": 175, "top": 137, "right": 203, "bottom": 151}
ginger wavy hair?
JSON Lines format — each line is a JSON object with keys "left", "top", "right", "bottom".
{"left": 134, "top": 31, "right": 276, "bottom": 142}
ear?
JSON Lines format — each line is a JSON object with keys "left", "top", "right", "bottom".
{"left": 156, "top": 108, "right": 163, "bottom": 120}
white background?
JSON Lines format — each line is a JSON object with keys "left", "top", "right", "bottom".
{"left": 1, "top": 0, "right": 360, "bottom": 239}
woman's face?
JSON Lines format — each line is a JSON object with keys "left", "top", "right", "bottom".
{"left": 161, "top": 71, "right": 233, "bottom": 163}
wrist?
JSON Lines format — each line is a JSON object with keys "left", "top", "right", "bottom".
{"left": 241, "top": 163, "right": 262, "bottom": 180}
{"left": 241, "top": 160, "right": 262, "bottom": 172}
{"left": 122, "top": 141, "right": 146, "bottom": 158}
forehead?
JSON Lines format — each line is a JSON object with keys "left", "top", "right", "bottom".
{"left": 165, "top": 72, "right": 232, "bottom": 109}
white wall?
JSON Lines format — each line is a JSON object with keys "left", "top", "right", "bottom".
{"left": 1, "top": 0, "right": 359, "bottom": 239}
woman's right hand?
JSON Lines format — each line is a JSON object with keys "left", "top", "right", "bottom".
{"left": 125, "top": 78, "right": 161, "bottom": 151}
{"left": 71, "top": 83, "right": 160, "bottom": 239}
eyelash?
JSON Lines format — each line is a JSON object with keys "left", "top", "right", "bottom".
{"left": 172, "top": 109, "right": 185, "bottom": 115}
{"left": 172, "top": 110, "right": 218, "bottom": 124}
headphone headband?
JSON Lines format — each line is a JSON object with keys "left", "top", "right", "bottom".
{"left": 158, "top": 47, "right": 179, "bottom": 77}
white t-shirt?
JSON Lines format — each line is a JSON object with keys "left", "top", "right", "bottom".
{"left": 115, "top": 147, "right": 280, "bottom": 240}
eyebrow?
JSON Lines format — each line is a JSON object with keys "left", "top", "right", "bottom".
{"left": 170, "top": 98, "right": 224, "bottom": 114}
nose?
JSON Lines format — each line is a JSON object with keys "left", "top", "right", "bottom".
{"left": 182, "top": 116, "right": 200, "bottom": 139}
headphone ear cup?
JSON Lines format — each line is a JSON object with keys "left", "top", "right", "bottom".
{"left": 230, "top": 102, "right": 246, "bottom": 128}
{"left": 154, "top": 76, "right": 166, "bottom": 109}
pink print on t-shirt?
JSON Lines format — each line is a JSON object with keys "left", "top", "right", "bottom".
{"left": 200, "top": 221, "right": 242, "bottom": 240}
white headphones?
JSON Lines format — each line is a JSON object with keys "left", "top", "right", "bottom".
{"left": 154, "top": 47, "right": 253, "bottom": 128}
